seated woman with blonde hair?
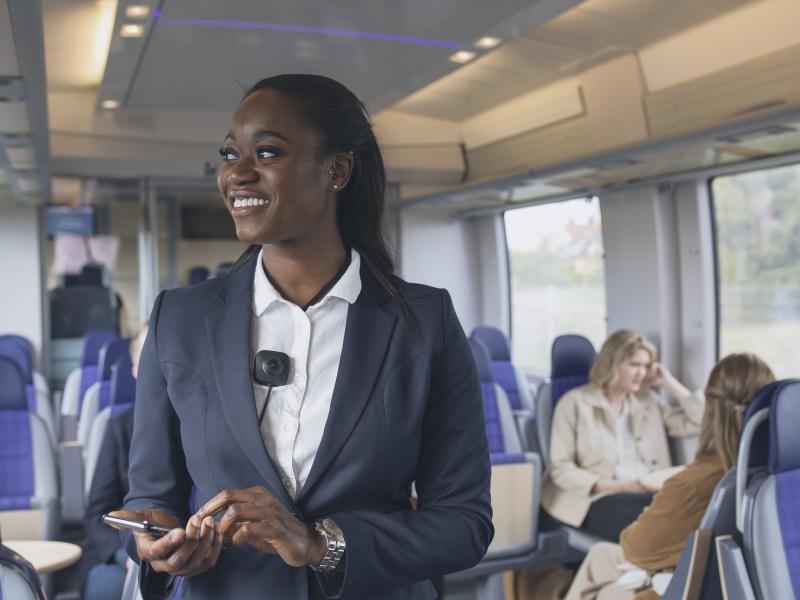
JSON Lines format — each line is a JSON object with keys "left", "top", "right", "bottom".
{"left": 541, "top": 329, "right": 704, "bottom": 541}
{"left": 564, "top": 352, "right": 775, "bottom": 600}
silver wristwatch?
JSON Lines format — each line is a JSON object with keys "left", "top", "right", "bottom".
{"left": 310, "top": 517, "right": 346, "bottom": 572}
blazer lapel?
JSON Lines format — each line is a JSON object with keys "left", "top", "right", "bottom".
{"left": 204, "top": 256, "right": 296, "bottom": 509}
{"left": 298, "top": 270, "right": 397, "bottom": 502}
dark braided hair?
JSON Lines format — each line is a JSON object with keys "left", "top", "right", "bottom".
{"left": 230, "top": 74, "right": 412, "bottom": 323}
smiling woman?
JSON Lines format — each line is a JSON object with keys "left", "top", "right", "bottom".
{"left": 109, "top": 74, "right": 493, "bottom": 600}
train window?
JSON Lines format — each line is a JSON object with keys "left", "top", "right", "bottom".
{"left": 711, "top": 164, "right": 800, "bottom": 378}
{"left": 504, "top": 197, "right": 606, "bottom": 371}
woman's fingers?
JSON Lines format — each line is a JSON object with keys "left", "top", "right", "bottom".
{"left": 231, "top": 521, "right": 278, "bottom": 555}
{"left": 171, "top": 516, "right": 220, "bottom": 576}
{"left": 137, "top": 528, "right": 186, "bottom": 564}
{"left": 195, "top": 486, "right": 270, "bottom": 518}
{"left": 217, "top": 499, "right": 279, "bottom": 538}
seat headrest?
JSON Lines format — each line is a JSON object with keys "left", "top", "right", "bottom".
{"left": 80, "top": 263, "right": 104, "bottom": 286}
{"left": 744, "top": 380, "right": 799, "bottom": 468}
{"left": 469, "top": 339, "right": 494, "bottom": 384}
{"left": 0, "top": 343, "right": 32, "bottom": 384}
{"left": 81, "top": 330, "right": 118, "bottom": 367}
{"left": 470, "top": 326, "right": 511, "bottom": 361}
{"left": 551, "top": 334, "right": 595, "bottom": 379}
{"left": 0, "top": 356, "right": 28, "bottom": 410}
{"left": 99, "top": 338, "right": 131, "bottom": 381}
{"left": 769, "top": 380, "right": 800, "bottom": 474}
{"left": 216, "top": 262, "right": 234, "bottom": 277}
{"left": 188, "top": 266, "right": 210, "bottom": 285}
{"left": 0, "top": 335, "right": 33, "bottom": 364}
{"left": 109, "top": 355, "right": 136, "bottom": 407}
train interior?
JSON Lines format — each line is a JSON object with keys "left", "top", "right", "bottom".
{"left": 0, "top": 0, "right": 799, "bottom": 598}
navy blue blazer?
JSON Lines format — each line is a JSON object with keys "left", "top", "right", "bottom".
{"left": 124, "top": 254, "right": 493, "bottom": 599}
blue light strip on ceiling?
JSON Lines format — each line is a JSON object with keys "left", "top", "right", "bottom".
{"left": 152, "top": 14, "right": 461, "bottom": 49}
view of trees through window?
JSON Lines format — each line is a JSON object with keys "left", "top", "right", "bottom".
{"left": 504, "top": 197, "right": 606, "bottom": 371}
{"left": 712, "top": 164, "right": 800, "bottom": 378}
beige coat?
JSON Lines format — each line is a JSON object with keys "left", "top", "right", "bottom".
{"left": 540, "top": 384, "right": 704, "bottom": 527}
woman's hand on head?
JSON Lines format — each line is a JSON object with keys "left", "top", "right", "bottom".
{"left": 646, "top": 362, "right": 670, "bottom": 387}
{"left": 195, "top": 486, "right": 325, "bottom": 568}
{"left": 647, "top": 362, "right": 692, "bottom": 402}
{"left": 106, "top": 508, "right": 223, "bottom": 577}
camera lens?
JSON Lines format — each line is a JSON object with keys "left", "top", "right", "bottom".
{"left": 265, "top": 358, "right": 281, "bottom": 373}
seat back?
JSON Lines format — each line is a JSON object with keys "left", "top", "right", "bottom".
{"left": 50, "top": 286, "right": 120, "bottom": 339}
{"left": 742, "top": 380, "right": 800, "bottom": 600}
{"left": 536, "top": 334, "right": 595, "bottom": 466}
{"left": 662, "top": 469, "right": 737, "bottom": 600}
{"left": 85, "top": 356, "right": 136, "bottom": 494}
{"left": 187, "top": 266, "right": 210, "bottom": 286}
{"left": 0, "top": 542, "right": 46, "bottom": 600}
{"left": 549, "top": 334, "right": 595, "bottom": 405}
{"left": 78, "top": 337, "right": 130, "bottom": 444}
{"left": 469, "top": 339, "right": 522, "bottom": 455}
{"left": 61, "top": 330, "right": 119, "bottom": 420}
{"left": 470, "top": 326, "right": 534, "bottom": 412}
{"left": 0, "top": 358, "right": 59, "bottom": 539}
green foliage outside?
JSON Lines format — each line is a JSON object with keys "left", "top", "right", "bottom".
{"left": 714, "top": 164, "right": 800, "bottom": 377}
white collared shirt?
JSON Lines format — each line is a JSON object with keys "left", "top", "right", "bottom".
{"left": 614, "top": 397, "right": 650, "bottom": 481}
{"left": 251, "top": 248, "right": 362, "bottom": 499}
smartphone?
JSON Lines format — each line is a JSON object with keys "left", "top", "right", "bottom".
{"left": 102, "top": 514, "right": 174, "bottom": 537}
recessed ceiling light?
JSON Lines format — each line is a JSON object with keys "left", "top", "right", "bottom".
{"left": 6, "top": 147, "right": 36, "bottom": 170}
{"left": 16, "top": 176, "right": 41, "bottom": 194}
{"left": 120, "top": 23, "right": 145, "bottom": 38}
{"left": 125, "top": 5, "right": 150, "bottom": 18}
{"left": 475, "top": 36, "right": 501, "bottom": 49}
{"left": 449, "top": 50, "right": 476, "bottom": 64}
{"left": 101, "top": 100, "right": 121, "bottom": 110}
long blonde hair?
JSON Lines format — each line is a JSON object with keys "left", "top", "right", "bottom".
{"left": 695, "top": 353, "right": 775, "bottom": 471}
{"left": 589, "top": 329, "right": 657, "bottom": 393}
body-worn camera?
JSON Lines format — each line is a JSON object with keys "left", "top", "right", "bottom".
{"left": 253, "top": 350, "right": 291, "bottom": 387}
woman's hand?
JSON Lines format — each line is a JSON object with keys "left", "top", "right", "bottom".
{"left": 647, "top": 362, "right": 692, "bottom": 402}
{"left": 592, "top": 478, "right": 646, "bottom": 494}
{"left": 195, "top": 486, "right": 326, "bottom": 568}
{"left": 105, "top": 508, "right": 223, "bottom": 577}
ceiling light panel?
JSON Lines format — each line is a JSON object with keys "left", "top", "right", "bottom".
{"left": 125, "top": 5, "right": 151, "bottom": 19}
{"left": 120, "top": 23, "right": 145, "bottom": 37}
{"left": 475, "top": 36, "right": 501, "bottom": 49}
{"left": 16, "top": 176, "right": 41, "bottom": 194}
{"left": 101, "top": 99, "right": 121, "bottom": 109}
{"left": 450, "top": 50, "right": 476, "bottom": 64}
{"left": 5, "top": 146, "right": 36, "bottom": 170}
{"left": 0, "top": 103, "right": 31, "bottom": 134}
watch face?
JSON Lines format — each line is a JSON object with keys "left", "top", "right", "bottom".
{"left": 321, "top": 517, "right": 344, "bottom": 541}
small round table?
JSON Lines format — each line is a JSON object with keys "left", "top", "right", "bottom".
{"left": 5, "top": 540, "right": 83, "bottom": 574}
{"left": 640, "top": 465, "right": 687, "bottom": 493}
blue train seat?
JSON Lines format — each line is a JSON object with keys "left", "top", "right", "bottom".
{"left": 49, "top": 285, "right": 120, "bottom": 339}
{"left": 0, "top": 540, "right": 46, "bottom": 600}
{"left": 84, "top": 353, "right": 136, "bottom": 496}
{"left": 0, "top": 341, "right": 54, "bottom": 446}
{"left": 446, "top": 340, "right": 542, "bottom": 600}
{"left": 0, "top": 335, "right": 48, "bottom": 400}
{"left": 741, "top": 380, "right": 800, "bottom": 600}
{"left": 0, "top": 357, "right": 59, "bottom": 540}
{"left": 470, "top": 326, "right": 535, "bottom": 412}
{"left": 536, "top": 334, "right": 595, "bottom": 467}
{"left": 187, "top": 266, "right": 210, "bottom": 285}
{"left": 61, "top": 330, "right": 118, "bottom": 428}
{"left": 77, "top": 337, "right": 130, "bottom": 448}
